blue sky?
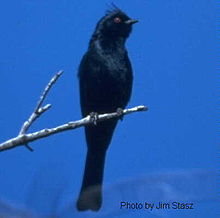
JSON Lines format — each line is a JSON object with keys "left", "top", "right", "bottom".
{"left": 0, "top": 0, "right": 218, "bottom": 217}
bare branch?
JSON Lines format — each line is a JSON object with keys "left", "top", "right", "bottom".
{"left": 35, "top": 70, "right": 63, "bottom": 111}
{"left": 19, "top": 70, "right": 63, "bottom": 135}
{"left": 0, "top": 70, "right": 147, "bottom": 152}
{"left": 19, "top": 104, "right": 52, "bottom": 135}
{"left": 0, "top": 105, "right": 147, "bottom": 152}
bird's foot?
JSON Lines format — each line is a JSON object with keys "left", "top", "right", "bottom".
{"left": 117, "top": 108, "right": 124, "bottom": 121}
{"left": 89, "top": 112, "right": 99, "bottom": 125}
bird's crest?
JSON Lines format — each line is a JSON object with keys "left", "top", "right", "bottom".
{"left": 105, "top": 3, "right": 123, "bottom": 16}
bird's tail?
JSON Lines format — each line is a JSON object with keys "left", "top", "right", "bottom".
{"left": 76, "top": 148, "right": 107, "bottom": 211}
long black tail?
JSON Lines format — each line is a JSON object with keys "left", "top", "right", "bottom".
{"left": 76, "top": 148, "right": 107, "bottom": 211}
{"left": 76, "top": 120, "right": 117, "bottom": 211}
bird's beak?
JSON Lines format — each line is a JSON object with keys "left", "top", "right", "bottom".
{"left": 125, "top": 19, "right": 139, "bottom": 25}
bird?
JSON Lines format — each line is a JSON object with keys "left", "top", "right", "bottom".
{"left": 76, "top": 6, "right": 138, "bottom": 211}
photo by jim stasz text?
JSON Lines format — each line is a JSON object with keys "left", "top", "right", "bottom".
{"left": 120, "top": 202, "right": 194, "bottom": 211}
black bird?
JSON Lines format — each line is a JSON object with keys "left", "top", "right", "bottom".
{"left": 77, "top": 6, "right": 138, "bottom": 211}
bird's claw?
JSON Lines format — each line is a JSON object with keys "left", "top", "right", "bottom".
{"left": 117, "top": 108, "right": 124, "bottom": 121}
{"left": 89, "top": 112, "right": 99, "bottom": 125}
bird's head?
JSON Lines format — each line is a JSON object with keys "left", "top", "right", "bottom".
{"left": 94, "top": 7, "right": 138, "bottom": 40}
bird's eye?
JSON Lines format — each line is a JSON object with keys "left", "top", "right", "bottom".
{"left": 114, "top": 17, "right": 121, "bottom": 23}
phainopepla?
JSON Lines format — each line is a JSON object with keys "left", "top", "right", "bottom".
{"left": 77, "top": 6, "right": 138, "bottom": 211}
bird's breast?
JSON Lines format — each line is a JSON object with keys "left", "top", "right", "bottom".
{"left": 79, "top": 47, "right": 133, "bottom": 113}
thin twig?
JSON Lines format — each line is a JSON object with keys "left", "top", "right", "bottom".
{"left": 35, "top": 70, "right": 63, "bottom": 112}
{"left": 19, "top": 71, "right": 63, "bottom": 135}
{"left": 17, "top": 71, "right": 63, "bottom": 151}
{"left": 0, "top": 105, "right": 147, "bottom": 152}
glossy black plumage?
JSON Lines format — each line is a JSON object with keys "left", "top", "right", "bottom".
{"left": 77, "top": 7, "right": 137, "bottom": 211}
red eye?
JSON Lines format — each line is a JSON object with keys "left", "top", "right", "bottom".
{"left": 114, "top": 17, "right": 121, "bottom": 23}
